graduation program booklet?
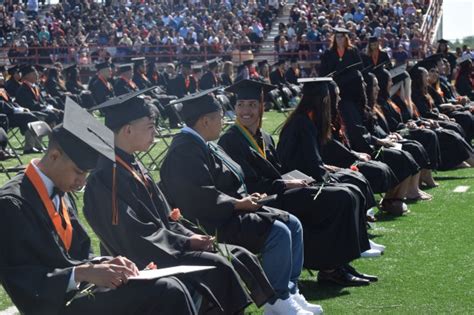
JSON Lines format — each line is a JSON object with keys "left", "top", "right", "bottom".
{"left": 129, "top": 265, "right": 216, "bottom": 281}
{"left": 281, "top": 170, "right": 316, "bottom": 185}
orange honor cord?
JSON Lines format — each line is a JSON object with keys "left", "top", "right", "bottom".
{"left": 25, "top": 162, "right": 73, "bottom": 251}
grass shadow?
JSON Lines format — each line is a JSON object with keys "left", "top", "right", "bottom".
{"left": 433, "top": 175, "right": 474, "bottom": 180}
{"left": 298, "top": 279, "right": 351, "bottom": 301}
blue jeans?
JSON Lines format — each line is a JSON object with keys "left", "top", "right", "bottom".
{"left": 261, "top": 214, "right": 304, "bottom": 302}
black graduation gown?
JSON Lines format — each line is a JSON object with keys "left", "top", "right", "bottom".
{"left": 285, "top": 68, "right": 299, "bottom": 85}
{"left": 361, "top": 50, "right": 391, "bottom": 69}
{"left": 113, "top": 77, "right": 139, "bottom": 96}
{"left": 319, "top": 47, "right": 363, "bottom": 76}
{"left": 133, "top": 72, "right": 153, "bottom": 90}
{"left": 375, "top": 102, "right": 431, "bottom": 170}
{"left": 220, "top": 73, "right": 233, "bottom": 87}
{"left": 337, "top": 99, "right": 420, "bottom": 182}
{"left": 167, "top": 74, "right": 197, "bottom": 98}
{"left": 199, "top": 71, "right": 219, "bottom": 90}
{"left": 455, "top": 74, "right": 474, "bottom": 100}
{"left": 84, "top": 149, "right": 263, "bottom": 312}
{"left": 160, "top": 132, "right": 288, "bottom": 254}
{"left": 65, "top": 81, "right": 96, "bottom": 110}
{"left": 0, "top": 91, "right": 44, "bottom": 133}
{"left": 44, "top": 79, "right": 82, "bottom": 107}
{"left": 269, "top": 69, "right": 287, "bottom": 86}
{"left": 89, "top": 76, "right": 115, "bottom": 105}
{"left": 0, "top": 172, "right": 196, "bottom": 315}
{"left": 15, "top": 83, "right": 62, "bottom": 124}
{"left": 393, "top": 95, "right": 472, "bottom": 170}
{"left": 5, "top": 78, "right": 21, "bottom": 98}
{"left": 428, "top": 85, "right": 474, "bottom": 142}
{"left": 218, "top": 126, "right": 369, "bottom": 270}
{"left": 381, "top": 97, "right": 441, "bottom": 169}
{"left": 320, "top": 136, "right": 399, "bottom": 194}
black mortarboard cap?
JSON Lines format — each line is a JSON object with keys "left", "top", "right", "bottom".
{"left": 131, "top": 57, "right": 145, "bottom": 66}
{"left": 89, "top": 87, "right": 158, "bottom": 129}
{"left": 257, "top": 60, "right": 268, "bottom": 67}
{"left": 273, "top": 59, "right": 286, "bottom": 67}
{"left": 96, "top": 60, "right": 112, "bottom": 71}
{"left": 63, "top": 63, "right": 77, "bottom": 74}
{"left": 298, "top": 77, "right": 333, "bottom": 95}
{"left": 19, "top": 65, "right": 36, "bottom": 77}
{"left": 170, "top": 87, "right": 222, "bottom": 122}
{"left": 180, "top": 60, "right": 193, "bottom": 68}
{"left": 51, "top": 97, "right": 115, "bottom": 171}
{"left": 7, "top": 65, "right": 19, "bottom": 75}
{"left": 389, "top": 65, "right": 409, "bottom": 84}
{"left": 207, "top": 57, "right": 221, "bottom": 68}
{"left": 116, "top": 63, "right": 133, "bottom": 74}
{"left": 437, "top": 39, "right": 449, "bottom": 44}
{"left": 413, "top": 53, "right": 443, "bottom": 70}
{"left": 225, "top": 79, "right": 276, "bottom": 101}
{"left": 333, "top": 27, "right": 350, "bottom": 34}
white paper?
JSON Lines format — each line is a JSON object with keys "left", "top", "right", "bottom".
{"left": 129, "top": 265, "right": 215, "bottom": 280}
{"left": 453, "top": 186, "right": 470, "bottom": 193}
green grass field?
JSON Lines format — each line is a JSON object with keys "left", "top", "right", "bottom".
{"left": 1, "top": 111, "right": 473, "bottom": 314}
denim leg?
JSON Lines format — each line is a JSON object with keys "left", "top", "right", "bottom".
{"left": 261, "top": 220, "right": 292, "bottom": 302}
{"left": 286, "top": 214, "right": 304, "bottom": 294}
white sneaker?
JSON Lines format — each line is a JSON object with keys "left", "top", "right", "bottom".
{"left": 360, "top": 248, "right": 382, "bottom": 258}
{"left": 292, "top": 291, "right": 324, "bottom": 314}
{"left": 263, "top": 297, "right": 313, "bottom": 315}
{"left": 369, "top": 239, "right": 386, "bottom": 253}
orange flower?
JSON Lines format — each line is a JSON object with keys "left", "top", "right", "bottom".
{"left": 350, "top": 165, "right": 359, "bottom": 172}
{"left": 170, "top": 208, "right": 182, "bottom": 222}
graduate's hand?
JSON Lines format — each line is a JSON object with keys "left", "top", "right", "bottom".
{"left": 188, "top": 234, "right": 215, "bottom": 251}
{"left": 74, "top": 261, "right": 138, "bottom": 289}
{"left": 357, "top": 153, "right": 371, "bottom": 162}
{"left": 107, "top": 256, "right": 140, "bottom": 276}
{"left": 406, "top": 121, "right": 417, "bottom": 129}
{"left": 250, "top": 192, "right": 267, "bottom": 202}
{"left": 283, "top": 179, "right": 308, "bottom": 189}
{"left": 234, "top": 196, "right": 261, "bottom": 211}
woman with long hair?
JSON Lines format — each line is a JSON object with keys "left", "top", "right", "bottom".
{"left": 221, "top": 61, "right": 234, "bottom": 86}
{"left": 394, "top": 67, "right": 474, "bottom": 169}
{"left": 454, "top": 55, "right": 474, "bottom": 100}
{"left": 361, "top": 36, "right": 391, "bottom": 69}
{"left": 319, "top": 27, "right": 363, "bottom": 76}
{"left": 218, "top": 79, "right": 380, "bottom": 290}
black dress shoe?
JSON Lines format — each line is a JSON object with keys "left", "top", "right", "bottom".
{"left": 344, "top": 264, "right": 378, "bottom": 282}
{"left": 23, "top": 147, "right": 44, "bottom": 155}
{"left": 317, "top": 268, "right": 370, "bottom": 286}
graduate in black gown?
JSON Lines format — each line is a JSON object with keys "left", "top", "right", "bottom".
{"left": 319, "top": 27, "right": 363, "bottom": 76}
{"left": 321, "top": 80, "right": 399, "bottom": 195}
{"left": 199, "top": 58, "right": 221, "bottom": 90}
{"left": 15, "top": 65, "right": 63, "bottom": 126}
{"left": 218, "top": 79, "right": 379, "bottom": 284}
{"left": 361, "top": 37, "right": 391, "bottom": 70}
{"left": 4, "top": 66, "right": 22, "bottom": 98}
{"left": 44, "top": 67, "right": 83, "bottom": 107}
{"left": 385, "top": 66, "right": 441, "bottom": 186}
{"left": 392, "top": 68, "right": 474, "bottom": 170}
{"left": 63, "top": 64, "right": 96, "bottom": 110}
{"left": 436, "top": 39, "right": 457, "bottom": 80}
{"left": 113, "top": 64, "right": 139, "bottom": 96}
{"left": 269, "top": 60, "right": 288, "bottom": 86}
{"left": 83, "top": 91, "right": 271, "bottom": 314}
{"left": 160, "top": 88, "right": 323, "bottom": 315}
{"left": 0, "top": 99, "right": 197, "bottom": 315}
{"left": 454, "top": 55, "right": 474, "bottom": 100}
{"left": 334, "top": 66, "right": 420, "bottom": 214}
{"left": 131, "top": 57, "right": 153, "bottom": 90}
{"left": 89, "top": 61, "right": 115, "bottom": 105}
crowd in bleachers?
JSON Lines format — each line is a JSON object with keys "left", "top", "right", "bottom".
{"left": 274, "top": 0, "right": 435, "bottom": 61}
{"left": 1, "top": 0, "right": 285, "bottom": 64}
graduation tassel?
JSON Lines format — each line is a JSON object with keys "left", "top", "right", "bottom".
{"left": 112, "top": 162, "right": 119, "bottom": 225}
